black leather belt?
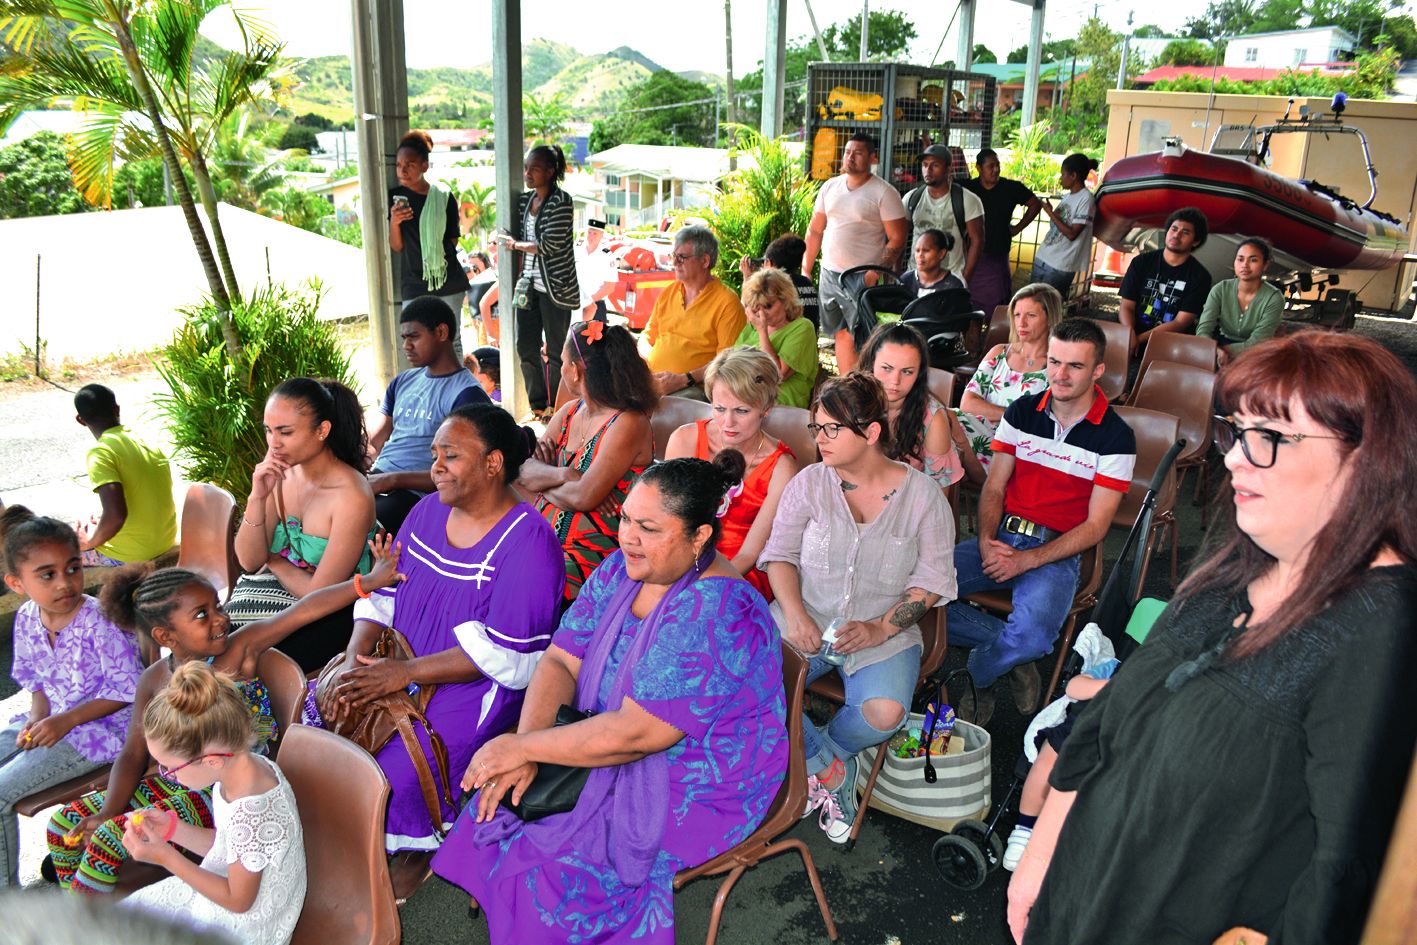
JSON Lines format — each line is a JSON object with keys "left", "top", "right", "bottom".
{"left": 1002, "top": 514, "right": 1060, "bottom": 542}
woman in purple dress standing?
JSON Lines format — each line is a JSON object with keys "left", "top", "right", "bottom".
{"left": 309, "top": 403, "right": 564, "bottom": 898}
{"left": 432, "top": 458, "right": 788, "bottom": 944}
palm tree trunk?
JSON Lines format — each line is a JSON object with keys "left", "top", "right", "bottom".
{"left": 190, "top": 150, "right": 242, "bottom": 304}
{"left": 112, "top": 13, "right": 243, "bottom": 361}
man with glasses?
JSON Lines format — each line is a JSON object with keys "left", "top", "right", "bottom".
{"left": 802, "top": 132, "right": 909, "bottom": 372}
{"left": 640, "top": 225, "right": 746, "bottom": 400}
{"left": 947, "top": 317, "right": 1136, "bottom": 725}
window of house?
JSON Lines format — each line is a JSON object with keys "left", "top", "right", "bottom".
{"left": 1245, "top": 47, "right": 1258, "bottom": 62}
{"left": 605, "top": 174, "right": 620, "bottom": 186}
{"left": 1293, "top": 48, "right": 1307, "bottom": 64}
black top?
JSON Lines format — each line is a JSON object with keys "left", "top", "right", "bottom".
{"left": 1028, "top": 564, "right": 1417, "bottom": 945}
{"left": 390, "top": 185, "right": 470, "bottom": 301}
{"left": 789, "top": 272, "right": 820, "bottom": 330}
{"left": 964, "top": 176, "right": 1037, "bottom": 258}
{"left": 1118, "top": 249, "right": 1211, "bottom": 332}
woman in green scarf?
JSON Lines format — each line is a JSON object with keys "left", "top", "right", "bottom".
{"left": 389, "top": 130, "right": 471, "bottom": 359}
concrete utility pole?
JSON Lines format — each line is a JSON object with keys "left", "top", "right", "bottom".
{"left": 492, "top": 0, "right": 528, "bottom": 421}
{"left": 761, "top": 0, "right": 788, "bottom": 138}
{"left": 1117, "top": 11, "right": 1133, "bottom": 90}
{"left": 350, "top": 0, "right": 408, "bottom": 387}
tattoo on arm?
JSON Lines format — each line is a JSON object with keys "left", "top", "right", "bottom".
{"left": 888, "top": 598, "right": 928, "bottom": 629}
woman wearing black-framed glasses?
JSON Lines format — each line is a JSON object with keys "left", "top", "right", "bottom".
{"left": 761, "top": 372, "right": 956, "bottom": 845}
{"left": 1009, "top": 332, "right": 1417, "bottom": 945}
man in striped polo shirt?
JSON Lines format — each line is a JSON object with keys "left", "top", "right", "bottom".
{"left": 948, "top": 317, "right": 1136, "bottom": 724}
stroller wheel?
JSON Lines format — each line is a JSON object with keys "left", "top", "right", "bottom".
{"left": 952, "top": 819, "right": 1005, "bottom": 872}
{"left": 931, "top": 834, "right": 988, "bottom": 890}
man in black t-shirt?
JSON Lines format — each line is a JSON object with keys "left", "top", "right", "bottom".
{"left": 963, "top": 148, "right": 1043, "bottom": 316}
{"left": 1117, "top": 207, "right": 1212, "bottom": 357}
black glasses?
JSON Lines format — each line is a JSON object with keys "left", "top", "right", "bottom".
{"left": 671, "top": 252, "right": 698, "bottom": 264}
{"left": 807, "top": 422, "right": 850, "bottom": 440}
{"left": 158, "top": 752, "right": 234, "bottom": 781}
{"left": 1213, "top": 415, "right": 1343, "bottom": 469}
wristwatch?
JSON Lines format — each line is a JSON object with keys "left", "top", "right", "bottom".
{"left": 684, "top": 372, "right": 694, "bottom": 387}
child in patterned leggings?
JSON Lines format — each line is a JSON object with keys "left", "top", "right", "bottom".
{"left": 46, "top": 535, "right": 403, "bottom": 892}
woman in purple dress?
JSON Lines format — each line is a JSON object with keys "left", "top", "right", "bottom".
{"left": 310, "top": 404, "right": 564, "bottom": 898}
{"left": 432, "top": 458, "right": 788, "bottom": 944}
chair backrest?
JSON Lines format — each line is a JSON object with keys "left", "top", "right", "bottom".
{"left": 1132, "top": 332, "right": 1217, "bottom": 397}
{"left": 918, "top": 608, "right": 949, "bottom": 682}
{"left": 284, "top": 725, "right": 400, "bottom": 945}
{"left": 1111, "top": 406, "right": 1182, "bottom": 530}
{"left": 675, "top": 643, "right": 808, "bottom": 887}
{"left": 259, "top": 647, "right": 308, "bottom": 755}
{"left": 983, "top": 306, "right": 1011, "bottom": 353}
{"left": 1128, "top": 360, "right": 1218, "bottom": 467}
{"left": 177, "top": 483, "right": 238, "bottom": 602}
{"left": 925, "top": 367, "right": 956, "bottom": 408}
{"left": 1092, "top": 319, "right": 1132, "bottom": 404}
{"left": 650, "top": 397, "right": 713, "bottom": 459}
{"left": 763, "top": 404, "right": 818, "bottom": 464}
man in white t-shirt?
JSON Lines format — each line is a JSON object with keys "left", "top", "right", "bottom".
{"left": 802, "top": 132, "right": 909, "bottom": 371}
{"left": 904, "top": 144, "right": 984, "bottom": 288}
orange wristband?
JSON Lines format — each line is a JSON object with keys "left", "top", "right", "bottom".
{"left": 354, "top": 574, "right": 370, "bottom": 599}
{"left": 163, "top": 808, "right": 178, "bottom": 842}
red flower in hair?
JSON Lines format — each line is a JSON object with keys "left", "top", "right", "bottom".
{"left": 582, "top": 321, "right": 605, "bottom": 345}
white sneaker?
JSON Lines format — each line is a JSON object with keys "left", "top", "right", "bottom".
{"left": 1002, "top": 824, "right": 1033, "bottom": 871}
{"left": 802, "top": 774, "right": 828, "bottom": 819}
{"left": 819, "top": 756, "right": 859, "bottom": 845}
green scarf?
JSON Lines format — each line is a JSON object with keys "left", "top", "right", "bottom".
{"left": 417, "top": 181, "right": 450, "bottom": 290}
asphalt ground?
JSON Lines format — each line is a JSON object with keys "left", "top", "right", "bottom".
{"left": 3, "top": 309, "right": 1415, "bottom": 943}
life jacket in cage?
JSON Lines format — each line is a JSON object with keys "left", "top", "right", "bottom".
{"left": 811, "top": 127, "right": 839, "bottom": 181}
{"left": 817, "top": 86, "right": 884, "bottom": 122}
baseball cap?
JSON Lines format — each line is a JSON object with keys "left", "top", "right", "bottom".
{"left": 587, "top": 218, "right": 607, "bottom": 231}
{"left": 919, "top": 144, "right": 953, "bottom": 163}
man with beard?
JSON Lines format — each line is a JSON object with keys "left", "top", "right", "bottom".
{"left": 904, "top": 144, "right": 985, "bottom": 288}
{"left": 1117, "top": 207, "right": 1212, "bottom": 358}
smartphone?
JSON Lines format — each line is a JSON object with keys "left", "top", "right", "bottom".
{"left": 392, "top": 195, "right": 410, "bottom": 211}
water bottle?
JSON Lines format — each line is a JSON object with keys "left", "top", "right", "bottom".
{"left": 820, "top": 618, "right": 847, "bottom": 666}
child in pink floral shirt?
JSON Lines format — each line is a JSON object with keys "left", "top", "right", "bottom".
{"left": 1, "top": 506, "right": 143, "bottom": 886}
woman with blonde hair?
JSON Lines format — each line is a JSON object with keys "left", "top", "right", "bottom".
{"left": 735, "top": 268, "right": 819, "bottom": 408}
{"left": 956, "top": 283, "right": 1064, "bottom": 480}
{"left": 665, "top": 347, "right": 799, "bottom": 600}
{"left": 122, "top": 662, "right": 306, "bottom": 945}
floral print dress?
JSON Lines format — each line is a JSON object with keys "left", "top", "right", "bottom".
{"left": 955, "top": 345, "right": 1049, "bottom": 471}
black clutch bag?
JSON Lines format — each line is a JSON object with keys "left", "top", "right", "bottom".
{"left": 506, "top": 704, "right": 593, "bottom": 821}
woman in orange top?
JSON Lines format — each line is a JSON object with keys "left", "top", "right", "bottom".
{"left": 665, "top": 347, "right": 799, "bottom": 600}
{"left": 518, "top": 321, "right": 657, "bottom": 600}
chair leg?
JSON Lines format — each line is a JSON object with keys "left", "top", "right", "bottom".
{"left": 771, "top": 837, "right": 840, "bottom": 941}
{"left": 703, "top": 865, "right": 748, "bottom": 945}
{"left": 847, "top": 740, "right": 891, "bottom": 847}
{"left": 1044, "top": 616, "right": 1078, "bottom": 706}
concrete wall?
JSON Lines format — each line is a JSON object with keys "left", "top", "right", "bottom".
{"left": 1101, "top": 89, "right": 1417, "bottom": 311}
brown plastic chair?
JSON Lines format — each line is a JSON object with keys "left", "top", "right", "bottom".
{"left": 1130, "top": 332, "right": 1217, "bottom": 401}
{"left": 954, "top": 305, "right": 1012, "bottom": 388}
{"left": 650, "top": 397, "right": 713, "bottom": 459}
{"left": 960, "top": 542, "right": 1105, "bottom": 710}
{"left": 926, "top": 367, "right": 956, "bottom": 407}
{"left": 1128, "top": 360, "right": 1219, "bottom": 510}
{"left": 177, "top": 483, "right": 239, "bottom": 602}
{"left": 762, "top": 405, "right": 818, "bottom": 464}
{"left": 804, "top": 608, "right": 948, "bottom": 850}
{"left": 1112, "top": 406, "right": 1184, "bottom": 590}
{"left": 675, "top": 645, "right": 838, "bottom": 945}
{"left": 13, "top": 766, "right": 112, "bottom": 818}
{"left": 285, "top": 724, "right": 401, "bottom": 945}
{"left": 260, "top": 647, "right": 308, "bottom": 755}
{"left": 1090, "top": 318, "right": 1132, "bottom": 404}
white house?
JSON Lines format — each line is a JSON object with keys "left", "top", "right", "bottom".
{"left": 1223, "top": 27, "right": 1357, "bottom": 70}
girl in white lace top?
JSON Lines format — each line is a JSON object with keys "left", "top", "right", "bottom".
{"left": 121, "top": 662, "right": 306, "bottom": 945}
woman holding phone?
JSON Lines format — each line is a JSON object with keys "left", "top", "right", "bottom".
{"left": 389, "top": 130, "right": 470, "bottom": 357}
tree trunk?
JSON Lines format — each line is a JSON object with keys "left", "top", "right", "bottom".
{"left": 112, "top": 14, "right": 243, "bottom": 362}
{"left": 724, "top": 0, "right": 736, "bottom": 125}
{"left": 191, "top": 150, "right": 242, "bottom": 304}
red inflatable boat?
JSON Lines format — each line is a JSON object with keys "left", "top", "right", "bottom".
{"left": 1095, "top": 138, "right": 1408, "bottom": 272}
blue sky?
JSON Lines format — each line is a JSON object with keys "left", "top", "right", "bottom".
{"left": 205, "top": 0, "right": 1207, "bottom": 74}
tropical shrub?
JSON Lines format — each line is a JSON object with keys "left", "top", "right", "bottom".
{"left": 1003, "top": 120, "right": 1063, "bottom": 194}
{"left": 153, "top": 282, "right": 356, "bottom": 502}
{"left": 710, "top": 129, "right": 820, "bottom": 290}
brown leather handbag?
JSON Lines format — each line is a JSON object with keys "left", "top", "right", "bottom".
{"left": 315, "top": 626, "right": 455, "bottom": 836}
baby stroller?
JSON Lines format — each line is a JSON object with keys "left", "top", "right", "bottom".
{"left": 929, "top": 437, "right": 1188, "bottom": 888}
{"left": 839, "top": 264, "right": 987, "bottom": 371}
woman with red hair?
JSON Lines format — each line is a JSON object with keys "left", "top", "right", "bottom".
{"left": 1008, "top": 332, "right": 1417, "bottom": 945}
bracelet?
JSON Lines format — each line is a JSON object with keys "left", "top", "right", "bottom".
{"left": 354, "top": 573, "right": 371, "bottom": 599}
{"left": 162, "top": 808, "right": 178, "bottom": 843}
{"left": 241, "top": 514, "right": 263, "bottom": 528}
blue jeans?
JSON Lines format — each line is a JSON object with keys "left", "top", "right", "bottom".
{"left": 1030, "top": 258, "right": 1076, "bottom": 301}
{"left": 1, "top": 725, "right": 99, "bottom": 885}
{"left": 802, "top": 645, "right": 922, "bottom": 773}
{"left": 946, "top": 531, "right": 1081, "bottom": 688}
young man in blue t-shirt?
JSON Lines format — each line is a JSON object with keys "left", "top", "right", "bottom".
{"left": 947, "top": 317, "right": 1137, "bottom": 725}
{"left": 367, "top": 296, "right": 490, "bottom": 534}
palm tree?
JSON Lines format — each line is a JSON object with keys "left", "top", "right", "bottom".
{"left": 0, "top": 0, "right": 290, "bottom": 359}
{"left": 523, "top": 91, "right": 572, "bottom": 147}
{"left": 456, "top": 180, "right": 497, "bottom": 249}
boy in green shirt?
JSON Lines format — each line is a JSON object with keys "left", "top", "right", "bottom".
{"left": 74, "top": 384, "right": 176, "bottom": 565}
